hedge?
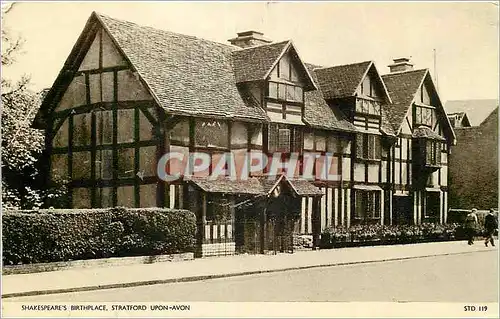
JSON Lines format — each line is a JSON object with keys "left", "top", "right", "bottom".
{"left": 319, "top": 223, "right": 484, "bottom": 249}
{"left": 2, "top": 207, "right": 196, "bottom": 265}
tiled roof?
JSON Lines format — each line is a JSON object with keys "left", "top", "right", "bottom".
{"left": 412, "top": 126, "right": 446, "bottom": 141}
{"left": 314, "top": 61, "right": 372, "bottom": 100}
{"left": 232, "top": 41, "right": 290, "bottom": 83}
{"left": 187, "top": 175, "right": 322, "bottom": 196}
{"left": 381, "top": 69, "right": 428, "bottom": 132}
{"left": 445, "top": 99, "right": 498, "bottom": 126}
{"left": 287, "top": 178, "right": 324, "bottom": 196}
{"left": 304, "top": 63, "right": 357, "bottom": 132}
{"left": 97, "top": 13, "right": 267, "bottom": 121}
{"left": 187, "top": 177, "right": 264, "bottom": 195}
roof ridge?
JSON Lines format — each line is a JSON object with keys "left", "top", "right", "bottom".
{"left": 233, "top": 40, "right": 291, "bottom": 51}
{"left": 94, "top": 11, "right": 238, "bottom": 51}
{"left": 315, "top": 60, "right": 372, "bottom": 71}
{"left": 381, "top": 68, "right": 428, "bottom": 77}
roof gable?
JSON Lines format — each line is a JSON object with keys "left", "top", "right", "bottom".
{"left": 445, "top": 99, "right": 498, "bottom": 126}
{"left": 314, "top": 61, "right": 372, "bottom": 100}
{"left": 232, "top": 41, "right": 317, "bottom": 91}
{"left": 35, "top": 12, "right": 268, "bottom": 127}
{"left": 303, "top": 63, "right": 357, "bottom": 132}
{"left": 382, "top": 69, "right": 455, "bottom": 142}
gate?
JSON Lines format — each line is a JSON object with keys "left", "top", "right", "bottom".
{"left": 201, "top": 221, "right": 236, "bottom": 257}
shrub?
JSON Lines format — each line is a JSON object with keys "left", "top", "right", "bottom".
{"left": 2, "top": 207, "right": 196, "bottom": 265}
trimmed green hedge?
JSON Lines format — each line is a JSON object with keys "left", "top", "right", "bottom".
{"left": 2, "top": 207, "right": 196, "bottom": 265}
{"left": 320, "top": 223, "right": 470, "bottom": 249}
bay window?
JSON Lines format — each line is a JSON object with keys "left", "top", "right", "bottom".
{"left": 415, "top": 105, "right": 433, "bottom": 127}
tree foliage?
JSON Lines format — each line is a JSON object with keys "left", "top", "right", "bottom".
{"left": 1, "top": 7, "right": 67, "bottom": 209}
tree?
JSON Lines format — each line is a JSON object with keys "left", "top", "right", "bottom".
{"left": 1, "top": 4, "right": 67, "bottom": 209}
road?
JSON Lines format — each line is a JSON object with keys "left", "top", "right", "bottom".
{"left": 8, "top": 250, "right": 498, "bottom": 302}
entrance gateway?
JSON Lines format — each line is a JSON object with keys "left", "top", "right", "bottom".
{"left": 185, "top": 174, "right": 323, "bottom": 257}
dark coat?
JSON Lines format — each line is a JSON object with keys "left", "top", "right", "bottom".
{"left": 484, "top": 214, "right": 498, "bottom": 231}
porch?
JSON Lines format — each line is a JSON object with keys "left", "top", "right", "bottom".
{"left": 184, "top": 175, "right": 323, "bottom": 257}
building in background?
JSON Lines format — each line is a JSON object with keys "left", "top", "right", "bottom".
{"left": 34, "top": 12, "right": 456, "bottom": 256}
{"left": 446, "top": 99, "right": 498, "bottom": 211}
{"left": 447, "top": 112, "right": 472, "bottom": 129}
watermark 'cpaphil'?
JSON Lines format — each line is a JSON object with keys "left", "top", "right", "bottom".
{"left": 157, "top": 151, "right": 340, "bottom": 182}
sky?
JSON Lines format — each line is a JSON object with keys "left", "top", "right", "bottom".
{"left": 1, "top": 1, "right": 499, "bottom": 104}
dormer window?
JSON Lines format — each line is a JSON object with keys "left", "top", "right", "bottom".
{"left": 355, "top": 98, "right": 381, "bottom": 116}
{"left": 268, "top": 82, "right": 303, "bottom": 103}
{"left": 425, "top": 140, "right": 441, "bottom": 166}
{"left": 415, "top": 105, "right": 433, "bottom": 127}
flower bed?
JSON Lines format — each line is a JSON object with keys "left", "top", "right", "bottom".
{"left": 320, "top": 223, "right": 464, "bottom": 249}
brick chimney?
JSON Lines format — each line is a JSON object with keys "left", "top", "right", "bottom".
{"left": 228, "top": 31, "right": 272, "bottom": 48}
{"left": 388, "top": 57, "right": 414, "bottom": 73}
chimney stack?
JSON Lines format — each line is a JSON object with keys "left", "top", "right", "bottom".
{"left": 228, "top": 31, "right": 272, "bottom": 48}
{"left": 388, "top": 57, "right": 414, "bottom": 73}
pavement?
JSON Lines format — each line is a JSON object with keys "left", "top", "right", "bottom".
{"left": 2, "top": 240, "right": 497, "bottom": 299}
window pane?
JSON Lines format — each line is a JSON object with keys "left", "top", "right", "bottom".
{"left": 268, "top": 82, "right": 278, "bottom": 99}
{"left": 96, "top": 110, "right": 113, "bottom": 145}
{"left": 415, "top": 107, "right": 422, "bottom": 124}
{"left": 367, "top": 100, "right": 375, "bottom": 115}
{"left": 355, "top": 191, "right": 364, "bottom": 219}
{"left": 356, "top": 134, "right": 364, "bottom": 158}
{"left": 278, "top": 129, "right": 291, "bottom": 152}
{"left": 327, "top": 136, "right": 338, "bottom": 153}
{"left": 362, "top": 100, "right": 369, "bottom": 113}
{"left": 295, "top": 86, "right": 303, "bottom": 102}
{"left": 286, "top": 85, "right": 294, "bottom": 101}
{"left": 278, "top": 84, "right": 286, "bottom": 100}
{"left": 118, "top": 148, "right": 135, "bottom": 179}
{"left": 72, "top": 152, "right": 91, "bottom": 180}
{"left": 373, "top": 102, "right": 381, "bottom": 115}
{"left": 73, "top": 113, "right": 92, "bottom": 146}
{"left": 315, "top": 134, "right": 326, "bottom": 152}
{"left": 367, "top": 135, "right": 375, "bottom": 159}
{"left": 355, "top": 99, "right": 363, "bottom": 113}
{"left": 426, "top": 141, "right": 433, "bottom": 164}
{"left": 268, "top": 124, "right": 279, "bottom": 152}
{"left": 375, "top": 135, "right": 382, "bottom": 159}
{"left": 117, "top": 109, "right": 135, "bottom": 143}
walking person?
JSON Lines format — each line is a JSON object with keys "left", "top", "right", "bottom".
{"left": 484, "top": 209, "right": 498, "bottom": 247}
{"left": 464, "top": 208, "right": 478, "bottom": 245}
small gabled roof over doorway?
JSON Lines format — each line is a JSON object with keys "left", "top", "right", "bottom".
{"left": 186, "top": 174, "right": 323, "bottom": 197}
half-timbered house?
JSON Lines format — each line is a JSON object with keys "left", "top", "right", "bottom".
{"left": 34, "top": 12, "right": 455, "bottom": 257}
